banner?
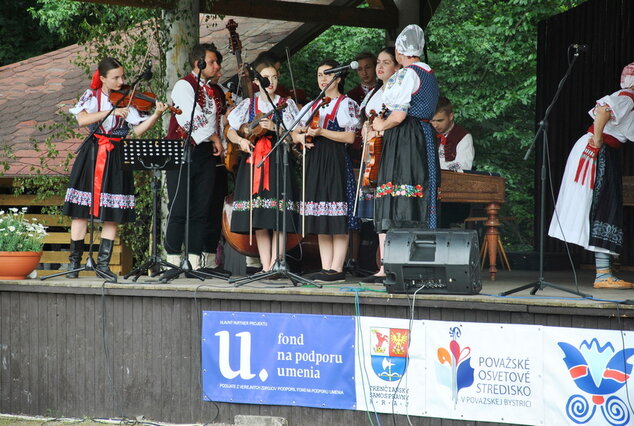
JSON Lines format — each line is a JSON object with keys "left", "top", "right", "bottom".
{"left": 201, "top": 311, "right": 634, "bottom": 426}
{"left": 425, "top": 321, "right": 543, "bottom": 425}
{"left": 355, "top": 316, "right": 426, "bottom": 416}
{"left": 201, "top": 312, "right": 356, "bottom": 409}
{"left": 543, "top": 327, "right": 634, "bottom": 426}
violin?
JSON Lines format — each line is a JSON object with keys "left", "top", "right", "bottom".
{"left": 362, "top": 105, "right": 388, "bottom": 187}
{"left": 238, "top": 102, "right": 288, "bottom": 141}
{"left": 304, "top": 97, "right": 332, "bottom": 144}
{"left": 109, "top": 85, "right": 182, "bottom": 115}
{"left": 223, "top": 91, "right": 241, "bottom": 174}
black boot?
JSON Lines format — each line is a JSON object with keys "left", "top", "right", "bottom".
{"left": 95, "top": 238, "right": 118, "bottom": 283}
{"left": 66, "top": 239, "right": 85, "bottom": 279}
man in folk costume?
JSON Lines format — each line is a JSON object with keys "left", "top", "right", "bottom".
{"left": 432, "top": 96, "right": 475, "bottom": 172}
{"left": 548, "top": 62, "right": 634, "bottom": 289}
{"left": 432, "top": 96, "right": 475, "bottom": 228}
{"left": 164, "top": 43, "right": 224, "bottom": 269}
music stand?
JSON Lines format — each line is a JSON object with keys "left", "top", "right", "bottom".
{"left": 121, "top": 138, "right": 184, "bottom": 281}
{"left": 501, "top": 46, "right": 589, "bottom": 298}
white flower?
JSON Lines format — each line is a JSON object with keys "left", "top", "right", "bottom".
{"left": 8, "top": 226, "right": 15, "bottom": 232}
{"left": 9, "top": 208, "right": 18, "bottom": 213}
{"left": 21, "top": 207, "right": 27, "bottom": 213}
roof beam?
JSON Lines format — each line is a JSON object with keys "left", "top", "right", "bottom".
{"left": 75, "top": 0, "right": 399, "bottom": 29}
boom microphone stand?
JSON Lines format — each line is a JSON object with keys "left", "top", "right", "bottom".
{"left": 160, "top": 59, "right": 229, "bottom": 282}
{"left": 501, "top": 46, "right": 589, "bottom": 297}
{"left": 42, "top": 66, "right": 152, "bottom": 282}
{"left": 229, "top": 67, "right": 347, "bottom": 287}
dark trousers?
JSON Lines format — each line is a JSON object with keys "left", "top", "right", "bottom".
{"left": 165, "top": 142, "right": 216, "bottom": 255}
{"left": 202, "top": 158, "right": 228, "bottom": 253}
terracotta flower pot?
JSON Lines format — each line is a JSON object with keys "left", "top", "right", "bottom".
{"left": 0, "top": 251, "right": 42, "bottom": 280}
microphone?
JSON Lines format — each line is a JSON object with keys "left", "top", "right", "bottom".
{"left": 323, "top": 61, "right": 359, "bottom": 75}
{"left": 571, "top": 44, "right": 589, "bottom": 52}
{"left": 247, "top": 63, "right": 270, "bottom": 88}
{"left": 141, "top": 60, "right": 153, "bottom": 81}
{"left": 197, "top": 57, "right": 207, "bottom": 70}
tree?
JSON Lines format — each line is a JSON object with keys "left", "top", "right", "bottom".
{"left": 425, "top": 0, "right": 585, "bottom": 248}
{"left": 0, "top": 0, "right": 64, "bottom": 66}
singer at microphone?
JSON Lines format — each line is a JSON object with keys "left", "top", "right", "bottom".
{"left": 323, "top": 61, "right": 359, "bottom": 75}
{"left": 246, "top": 63, "right": 271, "bottom": 88}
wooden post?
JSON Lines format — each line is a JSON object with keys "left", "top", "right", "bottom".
{"left": 484, "top": 202, "right": 501, "bottom": 281}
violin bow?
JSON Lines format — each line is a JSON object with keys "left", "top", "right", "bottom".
{"left": 353, "top": 118, "right": 372, "bottom": 217}
{"left": 285, "top": 47, "right": 299, "bottom": 106}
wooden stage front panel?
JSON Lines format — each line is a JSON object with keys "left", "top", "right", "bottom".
{"left": 1, "top": 272, "right": 633, "bottom": 425}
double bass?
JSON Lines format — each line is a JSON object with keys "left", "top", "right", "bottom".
{"left": 223, "top": 19, "right": 251, "bottom": 174}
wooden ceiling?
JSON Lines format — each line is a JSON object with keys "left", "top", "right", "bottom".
{"left": 75, "top": 0, "right": 405, "bottom": 29}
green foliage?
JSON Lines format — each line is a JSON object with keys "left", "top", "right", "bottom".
{"left": 279, "top": 25, "right": 385, "bottom": 99}
{"left": 0, "top": 208, "right": 47, "bottom": 252}
{"left": 0, "top": 0, "right": 64, "bottom": 66}
{"left": 425, "top": 0, "right": 584, "bottom": 249}
{"left": 28, "top": 0, "right": 157, "bottom": 43}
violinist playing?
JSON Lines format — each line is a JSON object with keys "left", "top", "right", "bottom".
{"left": 226, "top": 60, "right": 300, "bottom": 273}
{"left": 63, "top": 57, "right": 168, "bottom": 282}
{"left": 292, "top": 59, "right": 361, "bottom": 284}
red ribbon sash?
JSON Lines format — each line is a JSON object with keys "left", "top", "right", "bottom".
{"left": 248, "top": 136, "right": 272, "bottom": 195}
{"left": 92, "top": 134, "right": 120, "bottom": 217}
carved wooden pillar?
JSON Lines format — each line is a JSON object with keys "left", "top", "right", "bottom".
{"left": 484, "top": 202, "right": 501, "bottom": 281}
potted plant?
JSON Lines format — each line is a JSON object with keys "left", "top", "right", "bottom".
{"left": 0, "top": 207, "right": 47, "bottom": 280}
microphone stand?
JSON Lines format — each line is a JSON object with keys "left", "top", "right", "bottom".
{"left": 42, "top": 71, "right": 148, "bottom": 282}
{"left": 229, "top": 70, "right": 346, "bottom": 287}
{"left": 501, "top": 47, "right": 589, "bottom": 297}
{"left": 160, "top": 61, "right": 229, "bottom": 282}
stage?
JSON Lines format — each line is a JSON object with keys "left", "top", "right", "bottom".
{"left": 0, "top": 269, "right": 633, "bottom": 425}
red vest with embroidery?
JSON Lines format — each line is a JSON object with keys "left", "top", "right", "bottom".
{"left": 166, "top": 73, "right": 223, "bottom": 140}
{"left": 438, "top": 124, "right": 469, "bottom": 162}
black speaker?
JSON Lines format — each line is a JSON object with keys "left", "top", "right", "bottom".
{"left": 383, "top": 229, "right": 481, "bottom": 295}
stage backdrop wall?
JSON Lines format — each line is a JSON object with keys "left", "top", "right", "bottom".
{"left": 537, "top": 0, "right": 634, "bottom": 263}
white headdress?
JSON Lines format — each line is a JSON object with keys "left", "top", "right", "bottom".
{"left": 395, "top": 24, "right": 425, "bottom": 57}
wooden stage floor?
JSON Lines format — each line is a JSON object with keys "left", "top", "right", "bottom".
{"left": 5, "top": 268, "right": 634, "bottom": 313}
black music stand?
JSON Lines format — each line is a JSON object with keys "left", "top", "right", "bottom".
{"left": 501, "top": 46, "right": 589, "bottom": 298}
{"left": 121, "top": 138, "right": 184, "bottom": 281}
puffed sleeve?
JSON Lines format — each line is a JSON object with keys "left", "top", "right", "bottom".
{"left": 382, "top": 68, "right": 419, "bottom": 112}
{"left": 69, "top": 89, "right": 98, "bottom": 116}
{"left": 227, "top": 98, "right": 251, "bottom": 130}
{"left": 336, "top": 97, "right": 360, "bottom": 131}
{"left": 591, "top": 91, "right": 634, "bottom": 125}
{"left": 125, "top": 107, "right": 148, "bottom": 126}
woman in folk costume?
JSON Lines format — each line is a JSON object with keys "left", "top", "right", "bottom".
{"left": 369, "top": 25, "right": 440, "bottom": 283}
{"left": 226, "top": 60, "right": 300, "bottom": 272}
{"left": 292, "top": 59, "right": 361, "bottom": 283}
{"left": 548, "top": 62, "right": 634, "bottom": 289}
{"left": 64, "top": 57, "right": 167, "bottom": 282}
{"left": 356, "top": 47, "right": 401, "bottom": 220}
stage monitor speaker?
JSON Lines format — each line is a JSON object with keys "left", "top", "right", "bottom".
{"left": 383, "top": 229, "right": 481, "bottom": 295}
